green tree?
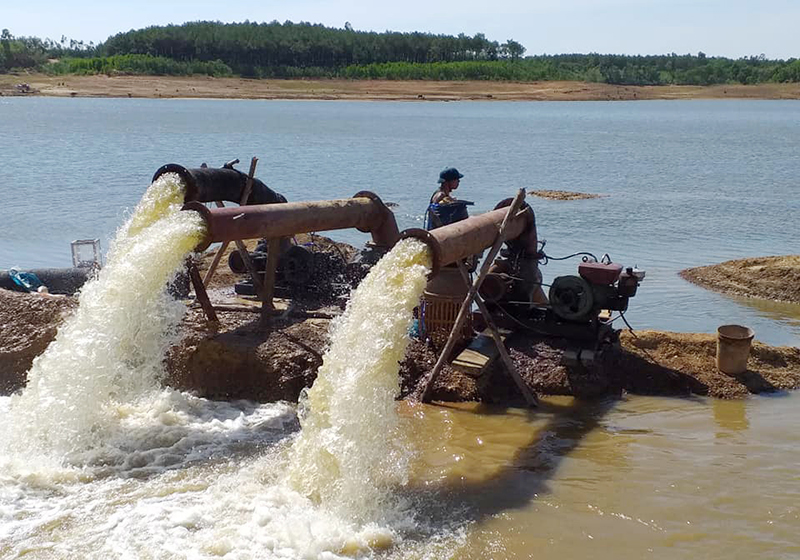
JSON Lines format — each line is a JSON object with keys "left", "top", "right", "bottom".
{"left": 501, "top": 39, "right": 525, "bottom": 60}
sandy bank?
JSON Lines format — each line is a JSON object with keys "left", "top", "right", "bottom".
{"left": 3, "top": 74, "right": 800, "bottom": 101}
{"left": 3, "top": 285, "right": 798, "bottom": 402}
{"left": 681, "top": 255, "right": 800, "bottom": 304}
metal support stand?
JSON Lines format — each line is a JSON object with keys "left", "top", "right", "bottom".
{"left": 193, "top": 157, "right": 278, "bottom": 326}
{"left": 259, "top": 238, "right": 282, "bottom": 326}
{"left": 419, "top": 188, "right": 537, "bottom": 406}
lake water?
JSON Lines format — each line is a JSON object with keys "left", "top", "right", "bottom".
{"left": 2, "top": 97, "right": 798, "bottom": 345}
{"left": 1, "top": 97, "right": 799, "bottom": 559}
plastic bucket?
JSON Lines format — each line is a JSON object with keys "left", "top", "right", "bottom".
{"left": 716, "top": 325, "right": 755, "bottom": 375}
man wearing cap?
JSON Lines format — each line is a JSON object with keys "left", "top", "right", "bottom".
{"left": 430, "top": 167, "right": 464, "bottom": 204}
{"left": 426, "top": 167, "right": 474, "bottom": 231}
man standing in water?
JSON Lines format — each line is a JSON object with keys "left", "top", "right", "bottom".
{"left": 426, "top": 167, "right": 473, "bottom": 230}
{"left": 430, "top": 167, "right": 463, "bottom": 204}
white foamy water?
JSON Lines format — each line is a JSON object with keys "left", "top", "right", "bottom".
{"left": 0, "top": 173, "right": 206, "bottom": 463}
{"left": 287, "top": 239, "right": 431, "bottom": 522}
{"left": 0, "top": 219, "right": 461, "bottom": 559}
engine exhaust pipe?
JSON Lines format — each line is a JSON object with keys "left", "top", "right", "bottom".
{"left": 183, "top": 191, "right": 400, "bottom": 252}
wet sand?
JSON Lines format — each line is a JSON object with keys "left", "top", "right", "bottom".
{"left": 681, "top": 255, "right": 800, "bottom": 304}
{"left": 3, "top": 73, "right": 800, "bottom": 101}
{"left": 528, "top": 190, "right": 605, "bottom": 200}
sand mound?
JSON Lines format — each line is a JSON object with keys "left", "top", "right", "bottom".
{"left": 528, "top": 190, "right": 604, "bottom": 201}
{"left": 615, "top": 330, "right": 800, "bottom": 399}
{"left": 0, "top": 288, "right": 77, "bottom": 393}
{"left": 165, "top": 307, "right": 331, "bottom": 401}
{"left": 681, "top": 255, "right": 800, "bottom": 303}
{"left": 398, "top": 329, "right": 800, "bottom": 403}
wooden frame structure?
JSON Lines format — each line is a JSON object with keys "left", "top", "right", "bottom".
{"left": 417, "top": 188, "right": 539, "bottom": 407}
{"left": 187, "top": 157, "right": 282, "bottom": 327}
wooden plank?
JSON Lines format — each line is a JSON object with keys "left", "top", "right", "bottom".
{"left": 451, "top": 332, "right": 503, "bottom": 377}
{"left": 454, "top": 263, "right": 538, "bottom": 406}
{"left": 475, "top": 293, "right": 538, "bottom": 406}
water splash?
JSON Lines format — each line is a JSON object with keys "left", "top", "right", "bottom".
{"left": 286, "top": 238, "right": 431, "bottom": 524}
{"left": 0, "top": 173, "right": 205, "bottom": 463}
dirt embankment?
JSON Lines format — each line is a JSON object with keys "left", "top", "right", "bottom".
{"left": 2, "top": 285, "right": 798, "bottom": 402}
{"left": 2, "top": 74, "right": 800, "bottom": 102}
{"left": 0, "top": 289, "right": 76, "bottom": 393}
{"left": 681, "top": 255, "right": 800, "bottom": 304}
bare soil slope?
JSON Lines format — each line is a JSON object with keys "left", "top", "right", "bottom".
{"left": 681, "top": 255, "right": 800, "bottom": 303}
{"left": 0, "top": 289, "right": 76, "bottom": 393}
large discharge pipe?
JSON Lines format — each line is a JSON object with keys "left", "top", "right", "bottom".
{"left": 183, "top": 191, "right": 400, "bottom": 251}
{"left": 153, "top": 163, "right": 287, "bottom": 205}
{"left": 399, "top": 200, "right": 537, "bottom": 276}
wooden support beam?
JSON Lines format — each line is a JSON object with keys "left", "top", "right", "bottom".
{"left": 419, "top": 188, "right": 527, "bottom": 404}
{"left": 201, "top": 156, "right": 259, "bottom": 288}
{"left": 241, "top": 157, "right": 258, "bottom": 206}
{"left": 187, "top": 259, "right": 218, "bottom": 323}
{"left": 202, "top": 239, "right": 229, "bottom": 287}
{"left": 454, "top": 259, "right": 538, "bottom": 406}
{"left": 260, "top": 237, "right": 282, "bottom": 325}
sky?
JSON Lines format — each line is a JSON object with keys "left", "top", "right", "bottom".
{"left": 3, "top": 0, "right": 798, "bottom": 60}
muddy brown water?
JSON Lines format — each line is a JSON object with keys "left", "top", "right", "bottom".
{"left": 400, "top": 395, "right": 799, "bottom": 559}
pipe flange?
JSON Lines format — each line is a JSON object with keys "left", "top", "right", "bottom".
{"left": 153, "top": 163, "right": 198, "bottom": 202}
{"left": 399, "top": 228, "right": 442, "bottom": 278}
{"left": 181, "top": 201, "right": 213, "bottom": 252}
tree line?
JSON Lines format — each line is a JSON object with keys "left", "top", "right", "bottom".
{"left": 2, "top": 22, "right": 799, "bottom": 85}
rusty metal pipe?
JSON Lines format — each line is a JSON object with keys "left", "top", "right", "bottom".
{"left": 400, "top": 203, "right": 536, "bottom": 276}
{"left": 184, "top": 192, "right": 400, "bottom": 252}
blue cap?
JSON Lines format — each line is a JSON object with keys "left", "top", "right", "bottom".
{"left": 438, "top": 167, "right": 464, "bottom": 183}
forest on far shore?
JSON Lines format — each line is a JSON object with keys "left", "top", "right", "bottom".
{"left": 2, "top": 21, "right": 799, "bottom": 85}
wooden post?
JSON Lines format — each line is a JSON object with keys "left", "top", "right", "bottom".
{"left": 202, "top": 157, "right": 259, "bottom": 287}
{"left": 454, "top": 259, "right": 538, "bottom": 406}
{"left": 202, "top": 238, "right": 229, "bottom": 286}
{"left": 241, "top": 157, "right": 258, "bottom": 206}
{"left": 259, "top": 237, "right": 282, "bottom": 326}
{"left": 187, "top": 259, "right": 218, "bottom": 323}
{"left": 419, "top": 188, "right": 527, "bottom": 403}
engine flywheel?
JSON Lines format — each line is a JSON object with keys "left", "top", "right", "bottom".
{"left": 549, "top": 275, "right": 594, "bottom": 322}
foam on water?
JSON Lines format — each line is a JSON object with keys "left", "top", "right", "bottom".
{"left": 0, "top": 173, "right": 206, "bottom": 464}
{"left": 286, "top": 238, "right": 431, "bottom": 525}
{"left": 0, "top": 205, "right": 467, "bottom": 558}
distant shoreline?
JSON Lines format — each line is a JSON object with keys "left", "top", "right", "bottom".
{"left": 2, "top": 74, "right": 800, "bottom": 101}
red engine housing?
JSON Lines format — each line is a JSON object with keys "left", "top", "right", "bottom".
{"left": 578, "top": 262, "right": 623, "bottom": 285}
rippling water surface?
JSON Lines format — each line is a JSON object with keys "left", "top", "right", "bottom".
{"left": 2, "top": 97, "right": 798, "bottom": 343}
{"left": 1, "top": 98, "right": 799, "bottom": 559}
